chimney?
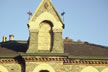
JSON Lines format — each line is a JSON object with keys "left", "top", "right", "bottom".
{"left": 2, "top": 35, "right": 8, "bottom": 42}
{"left": 64, "top": 37, "right": 72, "bottom": 42}
{"left": 9, "top": 35, "right": 14, "bottom": 40}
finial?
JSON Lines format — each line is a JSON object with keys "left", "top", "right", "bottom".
{"left": 27, "top": 10, "right": 32, "bottom": 20}
{"left": 2, "top": 35, "right": 8, "bottom": 42}
{"left": 61, "top": 10, "right": 66, "bottom": 22}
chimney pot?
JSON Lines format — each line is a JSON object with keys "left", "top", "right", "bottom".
{"left": 9, "top": 35, "right": 14, "bottom": 40}
{"left": 2, "top": 35, "right": 8, "bottom": 42}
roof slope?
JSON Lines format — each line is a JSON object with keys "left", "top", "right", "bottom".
{"left": 0, "top": 40, "right": 108, "bottom": 57}
{"left": 64, "top": 42, "right": 108, "bottom": 56}
{"left": 0, "top": 41, "right": 28, "bottom": 54}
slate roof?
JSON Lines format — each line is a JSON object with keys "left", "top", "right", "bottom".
{"left": 64, "top": 42, "right": 108, "bottom": 56}
{"left": 0, "top": 40, "right": 108, "bottom": 57}
{"left": 0, "top": 41, "right": 28, "bottom": 53}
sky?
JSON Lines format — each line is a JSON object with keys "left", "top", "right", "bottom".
{"left": 0, "top": 0, "right": 108, "bottom": 46}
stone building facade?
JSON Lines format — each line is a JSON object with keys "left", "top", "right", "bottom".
{"left": 0, "top": 0, "right": 108, "bottom": 72}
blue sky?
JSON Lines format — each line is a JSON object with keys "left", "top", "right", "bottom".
{"left": 0, "top": 0, "right": 108, "bottom": 46}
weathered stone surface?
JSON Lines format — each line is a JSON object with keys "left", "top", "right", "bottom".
{"left": 27, "top": 32, "right": 38, "bottom": 53}
{"left": 0, "top": 64, "right": 21, "bottom": 72}
{"left": 52, "top": 32, "right": 64, "bottom": 53}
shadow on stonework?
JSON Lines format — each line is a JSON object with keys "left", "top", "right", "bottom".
{"left": 14, "top": 55, "right": 25, "bottom": 72}
{"left": 40, "top": 70, "right": 49, "bottom": 72}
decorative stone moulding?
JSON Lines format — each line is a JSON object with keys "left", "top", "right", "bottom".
{"left": 24, "top": 57, "right": 108, "bottom": 65}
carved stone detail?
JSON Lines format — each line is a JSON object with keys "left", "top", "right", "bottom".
{"left": 44, "top": 2, "right": 49, "bottom": 9}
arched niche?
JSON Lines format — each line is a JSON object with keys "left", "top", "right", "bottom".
{"left": 38, "top": 20, "right": 53, "bottom": 52}
{"left": 32, "top": 63, "right": 55, "bottom": 72}
{"left": 102, "top": 67, "right": 108, "bottom": 72}
{"left": 81, "top": 66, "right": 99, "bottom": 72}
{"left": 0, "top": 65, "right": 8, "bottom": 72}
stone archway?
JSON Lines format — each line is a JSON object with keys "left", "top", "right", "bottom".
{"left": 81, "top": 66, "right": 99, "bottom": 72}
{"left": 33, "top": 63, "right": 55, "bottom": 72}
{"left": 0, "top": 65, "right": 8, "bottom": 72}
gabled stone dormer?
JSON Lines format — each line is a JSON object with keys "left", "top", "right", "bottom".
{"left": 27, "top": 0, "right": 64, "bottom": 53}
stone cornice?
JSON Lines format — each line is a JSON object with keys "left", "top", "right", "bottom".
{"left": 24, "top": 57, "right": 108, "bottom": 65}
{"left": 0, "top": 59, "right": 18, "bottom": 64}
{"left": 0, "top": 57, "right": 108, "bottom": 65}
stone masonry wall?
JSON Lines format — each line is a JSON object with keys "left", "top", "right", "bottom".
{"left": 0, "top": 64, "right": 21, "bottom": 72}
{"left": 26, "top": 61, "right": 108, "bottom": 72}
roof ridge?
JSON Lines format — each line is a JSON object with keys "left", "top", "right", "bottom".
{"left": 85, "top": 42, "right": 108, "bottom": 48}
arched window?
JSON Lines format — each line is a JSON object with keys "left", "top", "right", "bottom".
{"left": 81, "top": 66, "right": 99, "bottom": 72}
{"left": 40, "top": 70, "right": 49, "bottom": 72}
{"left": 32, "top": 63, "right": 55, "bottom": 72}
